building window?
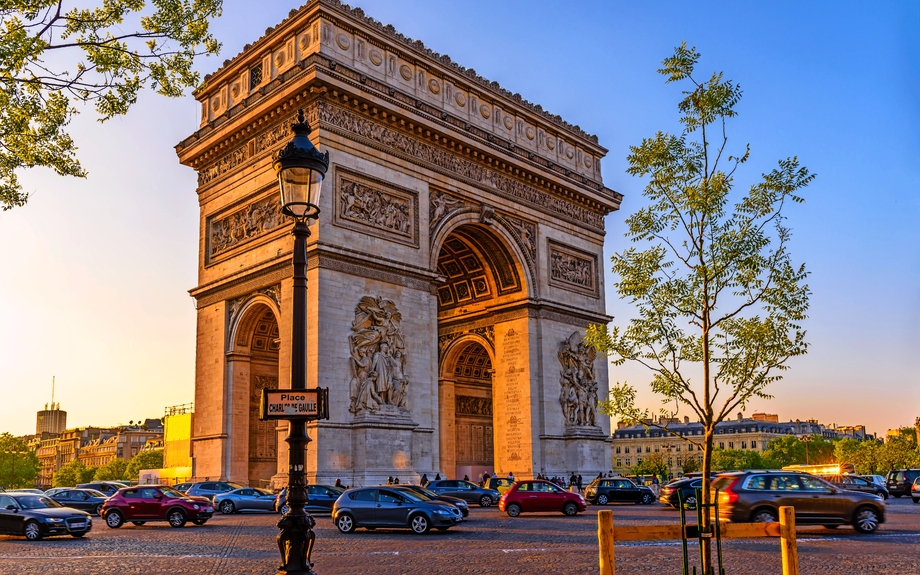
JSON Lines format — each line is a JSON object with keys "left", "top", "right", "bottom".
{"left": 654, "top": 445, "right": 659, "bottom": 452}
{"left": 728, "top": 442, "right": 734, "bottom": 449}
{"left": 688, "top": 444, "right": 693, "bottom": 452}
{"left": 637, "top": 458, "right": 643, "bottom": 464}
{"left": 751, "top": 441, "right": 757, "bottom": 449}
{"left": 249, "top": 63, "right": 263, "bottom": 90}
{"left": 626, "top": 459, "right": 631, "bottom": 466}
{"left": 616, "top": 459, "right": 622, "bottom": 467}
{"left": 719, "top": 442, "right": 725, "bottom": 449}
{"left": 646, "top": 446, "right": 651, "bottom": 453}
{"left": 677, "top": 457, "right": 682, "bottom": 466}
{"left": 667, "top": 458, "right": 673, "bottom": 467}
{"left": 741, "top": 441, "right": 747, "bottom": 449}
{"left": 616, "top": 447, "right": 621, "bottom": 454}
{"left": 676, "top": 445, "right": 681, "bottom": 452}
{"left": 625, "top": 447, "right": 630, "bottom": 454}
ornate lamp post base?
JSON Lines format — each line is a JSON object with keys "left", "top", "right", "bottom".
{"left": 276, "top": 511, "right": 317, "bottom": 574}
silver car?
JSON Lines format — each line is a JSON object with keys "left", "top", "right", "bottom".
{"left": 214, "top": 487, "right": 276, "bottom": 514}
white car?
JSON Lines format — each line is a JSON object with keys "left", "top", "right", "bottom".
{"left": 860, "top": 475, "right": 886, "bottom": 486}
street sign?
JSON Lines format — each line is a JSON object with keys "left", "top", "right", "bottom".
{"left": 259, "top": 388, "right": 329, "bottom": 421}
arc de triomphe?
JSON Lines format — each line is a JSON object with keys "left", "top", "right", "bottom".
{"left": 177, "top": 0, "right": 621, "bottom": 488}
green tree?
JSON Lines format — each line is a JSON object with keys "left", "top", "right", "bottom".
{"left": 53, "top": 459, "right": 96, "bottom": 487}
{"left": 126, "top": 449, "right": 163, "bottom": 480}
{"left": 0, "top": 0, "right": 223, "bottom": 210}
{"left": 586, "top": 43, "right": 812, "bottom": 570}
{"left": 835, "top": 438, "right": 882, "bottom": 475}
{"left": 710, "top": 448, "right": 765, "bottom": 471}
{"left": 94, "top": 457, "right": 129, "bottom": 481}
{"left": 0, "top": 433, "right": 40, "bottom": 488}
{"left": 681, "top": 456, "right": 701, "bottom": 475}
{"left": 633, "top": 452, "right": 668, "bottom": 478}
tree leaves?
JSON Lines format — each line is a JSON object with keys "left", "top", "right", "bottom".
{"left": 0, "top": 0, "right": 223, "bottom": 210}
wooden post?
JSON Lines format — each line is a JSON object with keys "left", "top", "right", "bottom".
{"left": 598, "top": 509, "right": 615, "bottom": 575}
{"left": 779, "top": 506, "right": 798, "bottom": 575}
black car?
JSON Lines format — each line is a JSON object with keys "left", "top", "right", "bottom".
{"left": 0, "top": 492, "right": 92, "bottom": 540}
{"left": 425, "top": 480, "right": 501, "bottom": 507}
{"left": 585, "top": 478, "right": 656, "bottom": 505}
{"left": 659, "top": 477, "right": 705, "bottom": 509}
{"left": 392, "top": 485, "right": 469, "bottom": 517}
{"left": 833, "top": 475, "right": 889, "bottom": 500}
{"left": 332, "top": 487, "right": 463, "bottom": 534}
{"left": 886, "top": 469, "right": 920, "bottom": 498}
{"left": 50, "top": 488, "right": 110, "bottom": 516}
{"left": 274, "top": 485, "right": 344, "bottom": 514}
{"left": 77, "top": 482, "right": 128, "bottom": 497}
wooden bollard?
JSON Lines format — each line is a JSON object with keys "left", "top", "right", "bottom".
{"left": 598, "top": 509, "right": 615, "bottom": 575}
{"left": 779, "top": 506, "right": 798, "bottom": 575}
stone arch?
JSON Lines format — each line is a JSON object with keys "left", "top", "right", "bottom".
{"left": 430, "top": 209, "right": 536, "bottom": 299}
{"left": 438, "top": 336, "right": 495, "bottom": 480}
{"left": 224, "top": 298, "right": 281, "bottom": 486}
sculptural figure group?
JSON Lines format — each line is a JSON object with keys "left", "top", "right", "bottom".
{"left": 558, "top": 331, "right": 599, "bottom": 427}
{"left": 348, "top": 296, "right": 410, "bottom": 414}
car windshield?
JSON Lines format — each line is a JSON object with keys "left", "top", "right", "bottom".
{"left": 255, "top": 488, "right": 273, "bottom": 496}
{"left": 85, "top": 490, "right": 106, "bottom": 497}
{"left": 160, "top": 488, "right": 185, "bottom": 498}
{"left": 398, "top": 487, "right": 434, "bottom": 500}
{"left": 227, "top": 483, "right": 244, "bottom": 489}
{"left": 395, "top": 490, "right": 424, "bottom": 502}
{"left": 15, "top": 495, "right": 63, "bottom": 509}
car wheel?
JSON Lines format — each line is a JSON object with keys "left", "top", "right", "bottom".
{"left": 336, "top": 514, "right": 355, "bottom": 534}
{"left": 280, "top": 504, "right": 290, "bottom": 515}
{"left": 131, "top": 521, "right": 146, "bottom": 526}
{"left": 880, "top": 492, "right": 888, "bottom": 500}
{"left": 94, "top": 503, "right": 104, "bottom": 516}
{"left": 853, "top": 506, "right": 880, "bottom": 534}
{"left": 642, "top": 493, "right": 654, "bottom": 505}
{"left": 597, "top": 494, "right": 609, "bottom": 505}
{"left": 167, "top": 509, "right": 187, "bottom": 528}
{"left": 192, "top": 519, "right": 208, "bottom": 526}
{"left": 751, "top": 508, "right": 777, "bottom": 523}
{"left": 506, "top": 503, "right": 522, "bottom": 518}
{"left": 220, "top": 500, "right": 235, "bottom": 514}
{"left": 479, "top": 495, "right": 492, "bottom": 507}
{"left": 684, "top": 495, "right": 698, "bottom": 510}
{"left": 23, "top": 521, "right": 42, "bottom": 541}
{"left": 105, "top": 510, "right": 124, "bottom": 529}
{"left": 410, "top": 514, "right": 430, "bottom": 534}
{"left": 563, "top": 502, "right": 579, "bottom": 516}
{"left": 912, "top": 498, "right": 920, "bottom": 504}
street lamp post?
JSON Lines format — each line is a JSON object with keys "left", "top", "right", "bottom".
{"left": 801, "top": 435, "right": 813, "bottom": 465}
{"left": 271, "top": 108, "right": 329, "bottom": 575}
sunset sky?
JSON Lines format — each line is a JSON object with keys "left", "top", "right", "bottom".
{"left": 1, "top": 0, "right": 917, "bottom": 438}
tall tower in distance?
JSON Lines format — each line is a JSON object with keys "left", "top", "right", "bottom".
{"left": 36, "top": 376, "right": 67, "bottom": 435}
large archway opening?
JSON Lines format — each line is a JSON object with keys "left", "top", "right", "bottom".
{"left": 231, "top": 303, "right": 280, "bottom": 487}
{"left": 435, "top": 221, "right": 527, "bottom": 480}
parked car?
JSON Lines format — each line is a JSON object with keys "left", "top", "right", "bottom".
{"left": 102, "top": 485, "right": 213, "bottom": 528}
{"left": 425, "top": 480, "right": 501, "bottom": 507}
{"left": 43, "top": 487, "right": 72, "bottom": 497}
{"left": 585, "top": 477, "right": 656, "bottom": 506}
{"left": 332, "top": 487, "right": 463, "bottom": 534}
{"left": 392, "top": 484, "right": 469, "bottom": 517}
{"left": 711, "top": 471, "right": 885, "bottom": 534}
{"left": 0, "top": 492, "right": 92, "bottom": 540}
{"left": 833, "top": 475, "right": 889, "bottom": 499}
{"left": 171, "top": 483, "right": 194, "bottom": 493}
{"left": 498, "top": 480, "right": 587, "bottom": 517}
{"left": 214, "top": 487, "right": 277, "bottom": 514}
{"left": 886, "top": 469, "right": 920, "bottom": 498}
{"left": 49, "top": 488, "right": 110, "bottom": 516}
{"left": 4, "top": 488, "right": 44, "bottom": 494}
{"left": 274, "top": 485, "right": 345, "bottom": 514}
{"left": 659, "top": 477, "right": 705, "bottom": 509}
{"left": 912, "top": 476, "right": 920, "bottom": 504}
{"left": 185, "top": 481, "right": 243, "bottom": 501}
{"left": 860, "top": 475, "right": 887, "bottom": 487}
{"left": 484, "top": 477, "right": 514, "bottom": 494}
{"left": 77, "top": 482, "right": 128, "bottom": 497}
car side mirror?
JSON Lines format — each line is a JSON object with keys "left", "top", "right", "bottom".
{"left": 155, "top": 495, "right": 163, "bottom": 500}
{"left": 6, "top": 505, "right": 17, "bottom": 511}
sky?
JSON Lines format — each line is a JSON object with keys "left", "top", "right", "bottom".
{"left": 1, "top": 1, "right": 918, "bottom": 438}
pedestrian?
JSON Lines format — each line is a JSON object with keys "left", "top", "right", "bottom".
{"left": 483, "top": 471, "right": 491, "bottom": 482}
{"left": 577, "top": 474, "right": 583, "bottom": 491}
{"left": 651, "top": 474, "right": 660, "bottom": 496}
{"left": 435, "top": 472, "right": 441, "bottom": 481}
{"left": 393, "top": 476, "right": 400, "bottom": 484}
{"left": 420, "top": 473, "right": 429, "bottom": 487}
{"left": 335, "top": 478, "right": 344, "bottom": 489}
{"left": 387, "top": 476, "right": 394, "bottom": 485}
{"left": 507, "top": 471, "right": 515, "bottom": 482}
{"left": 478, "top": 473, "right": 484, "bottom": 487}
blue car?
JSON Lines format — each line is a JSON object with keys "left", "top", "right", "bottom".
{"left": 274, "top": 485, "right": 344, "bottom": 514}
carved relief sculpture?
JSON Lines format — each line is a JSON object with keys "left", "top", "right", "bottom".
{"left": 209, "top": 195, "right": 286, "bottom": 260}
{"left": 548, "top": 240, "right": 598, "bottom": 296}
{"left": 429, "top": 189, "right": 464, "bottom": 231}
{"left": 558, "top": 332, "right": 599, "bottom": 428}
{"left": 456, "top": 395, "right": 493, "bottom": 417}
{"left": 348, "top": 296, "right": 410, "bottom": 415}
{"left": 334, "top": 169, "right": 418, "bottom": 247}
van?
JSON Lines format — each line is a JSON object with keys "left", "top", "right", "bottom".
{"left": 886, "top": 469, "right": 920, "bottom": 498}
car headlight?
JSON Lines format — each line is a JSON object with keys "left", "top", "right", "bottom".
{"left": 46, "top": 518, "right": 63, "bottom": 523}
{"left": 435, "top": 509, "right": 452, "bottom": 516}
{"left": 193, "top": 504, "right": 200, "bottom": 510}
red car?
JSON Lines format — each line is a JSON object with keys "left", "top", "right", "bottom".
{"left": 102, "top": 485, "right": 214, "bottom": 528}
{"left": 499, "top": 480, "right": 587, "bottom": 517}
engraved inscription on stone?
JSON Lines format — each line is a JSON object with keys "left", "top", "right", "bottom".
{"left": 208, "top": 194, "right": 286, "bottom": 261}
{"left": 335, "top": 169, "right": 418, "bottom": 247}
{"left": 548, "top": 240, "right": 598, "bottom": 296}
{"left": 348, "top": 296, "right": 410, "bottom": 415}
{"left": 501, "top": 328, "right": 525, "bottom": 462}
{"left": 558, "top": 332, "right": 600, "bottom": 428}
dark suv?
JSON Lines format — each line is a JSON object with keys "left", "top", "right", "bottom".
{"left": 585, "top": 478, "right": 656, "bottom": 505}
{"left": 886, "top": 469, "right": 920, "bottom": 498}
{"left": 712, "top": 471, "right": 885, "bottom": 534}
{"left": 77, "top": 482, "right": 128, "bottom": 497}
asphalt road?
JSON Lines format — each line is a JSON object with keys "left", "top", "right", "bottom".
{"left": 1, "top": 497, "right": 919, "bottom": 574}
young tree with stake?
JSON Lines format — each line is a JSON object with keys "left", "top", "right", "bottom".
{"left": 587, "top": 43, "right": 812, "bottom": 572}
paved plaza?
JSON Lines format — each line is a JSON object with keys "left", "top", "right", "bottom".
{"left": 2, "top": 499, "right": 919, "bottom": 574}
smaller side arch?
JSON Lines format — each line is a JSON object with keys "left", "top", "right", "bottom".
{"left": 228, "top": 294, "right": 282, "bottom": 353}
{"left": 439, "top": 333, "right": 495, "bottom": 379}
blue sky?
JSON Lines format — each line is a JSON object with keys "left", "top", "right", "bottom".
{"left": 1, "top": 1, "right": 917, "bottom": 437}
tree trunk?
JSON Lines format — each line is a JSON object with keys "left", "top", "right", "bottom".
{"left": 700, "top": 427, "right": 715, "bottom": 574}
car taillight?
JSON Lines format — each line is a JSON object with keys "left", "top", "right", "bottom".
{"left": 719, "top": 479, "right": 740, "bottom": 504}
